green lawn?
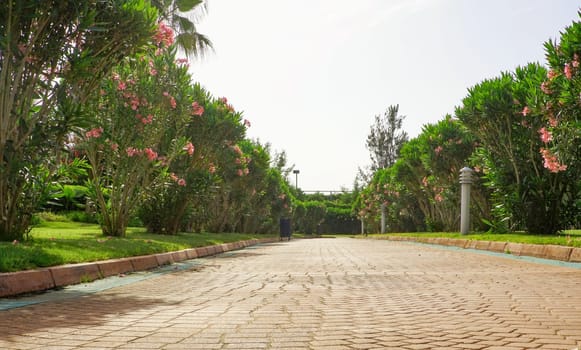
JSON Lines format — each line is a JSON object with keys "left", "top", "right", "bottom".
{"left": 0, "top": 221, "right": 275, "bottom": 272}
{"left": 362, "top": 231, "right": 581, "bottom": 247}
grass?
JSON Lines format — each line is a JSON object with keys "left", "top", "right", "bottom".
{"left": 0, "top": 220, "right": 275, "bottom": 272}
{"left": 361, "top": 230, "right": 581, "bottom": 247}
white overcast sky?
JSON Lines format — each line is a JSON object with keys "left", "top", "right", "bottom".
{"left": 189, "top": 0, "right": 580, "bottom": 192}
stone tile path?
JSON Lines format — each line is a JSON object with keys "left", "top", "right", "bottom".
{"left": 1, "top": 238, "right": 581, "bottom": 350}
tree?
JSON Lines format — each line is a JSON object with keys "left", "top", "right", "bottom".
{"left": 456, "top": 63, "right": 577, "bottom": 234}
{"left": 0, "top": 0, "right": 158, "bottom": 241}
{"left": 366, "top": 104, "right": 408, "bottom": 172}
{"left": 152, "top": 0, "right": 213, "bottom": 58}
{"left": 80, "top": 30, "right": 194, "bottom": 237}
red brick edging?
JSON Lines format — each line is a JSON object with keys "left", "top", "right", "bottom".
{"left": 383, "top": 236, "right": 581, "bottom": 264}
{"left": 0, "top": 238, "right": 278, "bottom": 298}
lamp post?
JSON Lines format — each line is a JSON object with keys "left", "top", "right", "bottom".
{"left": 292, "top": 169, "right": 300, "bottom": 189}
{"left": 459, "top": 167, "right": 473, "bottom": 235}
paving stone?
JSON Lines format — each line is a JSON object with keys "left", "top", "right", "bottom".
{"left": 1, "top": 238, "right": 581, "bottom": 349}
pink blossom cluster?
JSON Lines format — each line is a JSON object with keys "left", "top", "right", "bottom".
{"left": 136, "top": 114, "right": 153, "bottom": 125}
{"left": 538, "top": 127, "right": 553, "bottom": 143}
{"left": 540, "top": 148, "right": 567, "bottom": 173}
{"left": 183, "top": 142, "right": 195, "bottom": 155}
{"left": 434, "top": 187, "right": 444, "bottom": 202}
{"left": 170, "top": 173, "right": 186, "bottom": 186}
{"left": 163, "top": 91, "right": 177, "bottom": 109}
{"left": 191, "top": 102, "right": 204, "bottom": 116}
{"left": 231, "top": 145, "right": 243, "bottom": 156}
{"left": 540, "top": 81, "right": 551, "bottom": 94}
{"left": 144, "top": 148, "right": 157, "bottom": 161}
{"left": 208, "top": 163, "right": 216, "bottom": 174}
{"left": 85, "top": 127, "right": 103, "bottom": 139}
{"left": 148, "top": 60, "right": 157, "bottom": 76}
{"left": 219, "top": 97, "right": 235, "bottom": 112}
{"left": 153, "top": 22, "right": 174, "bottom": 48}
{"left": 176, "top": 58, "right": 189, "bottom": 66}
{"left": 521, "top": 106, "right": 531, "bottom": 116}
{"left": 434, "top": 145, "right": 443, "bottom": 156}
{"left": 243, "top": 119, "right": 251, "bottom": 127}
{"left": 564, "top": 54, "right": 580, "bottom": 80}
{"left": 125, "top": 147, "right": 158, "bottom": 161}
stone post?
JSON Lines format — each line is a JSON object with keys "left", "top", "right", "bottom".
{"left": 380, "top": 203, "right": 386, "bottom": 234}
{"left": 459, "top": 167, "right": 473, "bottom": 235}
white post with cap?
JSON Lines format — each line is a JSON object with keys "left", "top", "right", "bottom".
{"left": 459, "top": 167, "right": 473, "bottom": 235}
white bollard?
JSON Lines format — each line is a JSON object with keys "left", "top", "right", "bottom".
{"left": 459, "top": 167, "right": 473, "bottom": 235}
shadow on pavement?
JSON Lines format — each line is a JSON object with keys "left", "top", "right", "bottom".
{"left": 0, "top": 292, "right": 169, "bottom": 342}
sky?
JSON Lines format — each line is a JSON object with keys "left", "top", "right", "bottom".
{"left": 189, "top": 0, "right": 581, "bottom": 192}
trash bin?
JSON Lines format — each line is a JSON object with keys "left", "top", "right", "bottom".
{"left": 279, "top": 218, "right": 291, "bottom": 241}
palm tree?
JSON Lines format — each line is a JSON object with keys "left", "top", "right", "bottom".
{"left": 152, "top": 0, "right": 213, "bottom": 57}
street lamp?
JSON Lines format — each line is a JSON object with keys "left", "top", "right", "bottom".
{"left": 292, "top": 169, "right": 300, "bottom": 189}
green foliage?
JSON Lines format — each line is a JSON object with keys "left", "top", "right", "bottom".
{"left": 0, "top": 0, "right": 158, "bottom": 241}
{"left": 320, "top": 204, "right": 359, "bottom": 234}
{"left": 456, "top": 62, "right": 578, "bottom": 234}
{"left": 299, "top": 201, "right": 327, "bottom": 235}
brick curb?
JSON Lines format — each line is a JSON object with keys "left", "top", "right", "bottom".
{"left": 0, "top": 237, "right": 278, "bottom": 298}
{"left": 381, "top": 236, "right": 581, "bottom": 264}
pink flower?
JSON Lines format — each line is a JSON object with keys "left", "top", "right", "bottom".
{"left": 243, "top": 119, "right": 251, "bottom": 127}
{"left": 183, "top": 142, "right": 195, "bottom": 155}
{"left": 144, "top": 148, "right": 157, "bottom": 161}
{"left": 176, "top": 58, "right": 189, "bottom": 65}
{"left": 421, "top": 177, "right": 429, "bottom": 187}
{"left": 547, "top": 69, "right": 558, "bottom": 80}
{"left": 117, "top": 81, "right": 126, "bottom": 91}
{"left": 219, "top": 97, "right": 228, "bottom": 104}
{"left": 126, "top": 147, "right": 139, "bottom": 157}
{"left": 141, "top": 114, "right": 153, "bottom": 125}
{"left": 243, "top": 168, "right": 249, "bottom": 175}
{"left": 130, "top": 98, "right": 140, "bottom": 110}
{"left": 538, "top": 127, "right": 552, "bottom": 143}
{"left": 170, "top": 173, "right": 178, "bottom": 182}
{"left": 169, "top": 96, "right": 176, "bottom": 109}
{"left": 548, "top": 116, "right": 558, "bottom": 127}
{"left": 153, "top": 22, "right": 175, "bottom": 47}
{"left": 209, "top": 164, "right": 216, "bottom": 174}
{"left": 540, "top": 148, "right": 567, "bottom": 173}
{"left": 191, "top": 102, "right": 204, "bottom": 116}
{"left": 521, "top": 106, "right": 531, "bottom": 116}
{"left": 110, "top": 143, "right": 119, "bottom": 151}
{"left": 434, "top": 193, "right": 444, "bottom": 202}
{"left": 163, "top": 91, "right": 169, "bottom": 97}
{"left": 85, "top": 127, "right": 103, "bottom": 139}
{"left": 237, "top": 169, "right": 243, "bottom": 177}
{"left": 231, "top": 145, "right": 243, "bottom": 156}
{"left": 149, "top": 69, "right": 157, "bottom": 76}
{"left": 434, "top": 145, "right": 443, "bottom": 155}
{"left": 564, "top": 63, "right": 573, "bottom": 79}
{"left": 235, "top": 158, "right": 241, "bottom": 165}
{"left": 540, "top": 81, "right": 551, "bottom": 94}
{"left": 177, "top": 178, "right": 186, "bottom": 186}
